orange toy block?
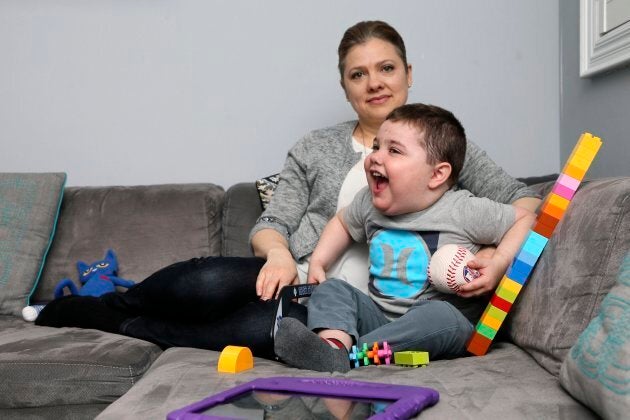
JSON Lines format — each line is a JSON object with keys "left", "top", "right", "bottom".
{"left": 562, "top": 163, "right": 587, "bottom": 182}
{"left": 544, "top": 193, "right": 570, "bottom": 211}
{"left": 480, "top": 310, "right": 503, "bottom": 331}
{"left": 217, "top": 345, "right": 254, "bottom": 373}
{"left": 540, "top": 202, "right": 566, "bottom": 220}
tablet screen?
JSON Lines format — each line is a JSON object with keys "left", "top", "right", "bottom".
{"left": 201, "top": 390, "right": 391, "bottom": 419}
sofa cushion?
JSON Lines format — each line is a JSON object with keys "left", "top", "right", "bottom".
{"left": 559, "top": 251, "right": 630, "bottom": 419}
{"left": 222, "top": 182, "right": 263, "bottom": 257}
{"left": 96, "top": 343, "right": 595, "bottom": 419}
{"left": 0, "top": 316, "right": 162, "bottom": 409}
{"left": 0, "top": 173, "right": 66, "bottom": 316}
{"left": 507, "top": 177, "right": 630, "bottom": 376}
{"left": 32, "top": 183, "right": 224, "bottom": 302}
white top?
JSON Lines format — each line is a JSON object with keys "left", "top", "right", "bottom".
{"left": 295, "top": 137, "right": 371, "bottom": 294}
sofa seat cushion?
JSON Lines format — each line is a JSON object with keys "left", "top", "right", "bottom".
{"left": 0, "top": 316, "right": 162, "bottom": 409}
{"left": 96, "top": 343, "right": 595, "bottom": 419}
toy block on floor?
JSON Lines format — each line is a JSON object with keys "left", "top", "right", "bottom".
{"left": 394, "top": 351, "right": 429, "bottom": 367}
{"left": 217, "top": 345, "right": 254, "bottom": 373}
{"left": 467, "top": 132, "right": 601, "bottom": 356}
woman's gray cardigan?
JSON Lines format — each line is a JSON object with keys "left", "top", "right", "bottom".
{"left": 249, "top": 120, "right": 537, "bottom": 262}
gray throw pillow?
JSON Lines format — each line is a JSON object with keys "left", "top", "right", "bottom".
{"left": 32, "top": 183, "right": 224, "bottom": 302}
{"left": 0, "top": 173, "right": 66, "bottom": 316}
{"left": 559, "top": 251, "right": 630, "bottom": 419}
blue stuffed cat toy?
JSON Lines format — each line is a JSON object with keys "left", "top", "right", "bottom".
{"left": 53, "top": 249, "right": 135, "bottom": 298}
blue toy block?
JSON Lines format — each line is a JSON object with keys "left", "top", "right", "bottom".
{"left": 516, "top": 248, "right": 538, "bottom": 266}
{"left": 507, "top": 260, "right": 534, "bottom": 284}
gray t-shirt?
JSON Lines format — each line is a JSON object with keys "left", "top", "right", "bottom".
{"left": 343, "top": 186, "right": 516, "bottom": 315}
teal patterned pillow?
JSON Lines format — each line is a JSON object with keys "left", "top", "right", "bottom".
{"left": 0, "top": 173, "right": 66, "bottom": 316}
{"left": 559, "top": 251, "right": 630, "bottom": 418}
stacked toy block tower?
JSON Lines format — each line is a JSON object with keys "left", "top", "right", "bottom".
{"left": 467, "top": 133, "right": 602, "bottom": 356}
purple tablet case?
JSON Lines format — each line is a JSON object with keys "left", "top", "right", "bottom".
{"left": 167, "top": 376, "right": 439, "bottom": 420}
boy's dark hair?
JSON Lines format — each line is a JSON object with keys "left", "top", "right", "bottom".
{"left": 386, "top": 103, "right": 466, "bottom": 185}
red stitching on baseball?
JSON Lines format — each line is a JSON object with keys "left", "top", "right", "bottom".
{"left": 445, "top": 246, "right": 468, "bottom": 292}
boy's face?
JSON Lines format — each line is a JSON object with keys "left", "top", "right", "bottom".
{"left": 364, "top": 120, "right": 436, "bottom": 216}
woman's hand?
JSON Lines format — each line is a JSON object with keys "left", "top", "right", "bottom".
{"left": 456, "top": 255, "right": 508, "bottom": 298}
{"left": 256, "top": 247, "right": 298, "bottom": 300}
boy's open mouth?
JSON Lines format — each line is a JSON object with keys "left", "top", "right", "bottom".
{"left": 372, "top": 171, "right": 389, "bottom": 193}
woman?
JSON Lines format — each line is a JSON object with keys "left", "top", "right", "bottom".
{"left": 37, "top": 21, "right": 540, "bottom": 360}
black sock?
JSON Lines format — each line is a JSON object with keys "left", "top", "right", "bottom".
{"left": 274, "top": 318, "right": 351, "bottom": 373}
{"left": 35, "top": 295, "right": 129, "bottom": 334}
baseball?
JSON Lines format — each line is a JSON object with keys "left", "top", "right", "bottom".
{"left": 428, "top": 244, "right": 480, "bottom": 294}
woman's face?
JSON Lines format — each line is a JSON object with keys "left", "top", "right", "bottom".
{"left": 342, "top": 38, "right": 412, "bottom": 127}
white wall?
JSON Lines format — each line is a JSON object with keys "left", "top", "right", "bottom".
{"left": 0, "top": 0, "right": 559, "bottom": 187}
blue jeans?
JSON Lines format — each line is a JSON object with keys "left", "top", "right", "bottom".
{"left": 307, "top": 279, "right": 474, "bottom": 359}
{"left": 101, "top": 257, "right": 306, "bottom": 359}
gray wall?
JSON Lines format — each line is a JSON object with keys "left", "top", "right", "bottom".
{"left": 0, "top": 0, "right": 559, "bottom": 187}
{"left": 560, "top": 0, "right": 630, "bottom": 178}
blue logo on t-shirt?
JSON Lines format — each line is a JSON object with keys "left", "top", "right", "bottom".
{"left": 369, "top": 229, "right": 430, "bottom": 298}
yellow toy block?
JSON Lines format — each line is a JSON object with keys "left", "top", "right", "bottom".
{"left": 566, "top": 154, "right": 593, "bottom": 172}
{"left": 573, "top": 146, "right": 598, "bottom": 161}
{"left": 499, "top": 276, "right": 523, "bottom": 294}
{"left": 217, "top": 345, "right": 254, "bottom": 373}
{"left": 578, "top": 133, "right": 602, "bottom": 151}
{"left": 495, "top": 285, "right": 518, "bottom": 303}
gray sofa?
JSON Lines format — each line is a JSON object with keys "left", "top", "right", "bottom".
{"left": 1, "top": 175, "right": 628, "bottom": 419}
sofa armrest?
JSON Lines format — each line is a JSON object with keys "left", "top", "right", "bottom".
{"left": 221, "top": 183, "right": 263, "bottom": 257}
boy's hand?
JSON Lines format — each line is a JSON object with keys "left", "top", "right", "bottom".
{"left": 307, "top": 264, "right": 327, "bottom": 285}
{"left": 457, "top": 256, "right": 507, "bottom": 298}
{"left": 256, "top": 248, "right": 298, "bottom": 300}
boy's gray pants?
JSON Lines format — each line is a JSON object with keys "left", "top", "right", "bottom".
{"left": 307, "top": 278, "right": 474, "bottom": 359}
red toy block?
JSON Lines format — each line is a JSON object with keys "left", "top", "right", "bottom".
{"left": 537, "top": 212, "right": 560, "bottom": 231}
{"left": 490, "top": 294, "right": 513, "bottom": 313}
{"left": 467, "top": 332, "right": 492, "bottom": 356}
{"left": 533, "top": 220, "right": 554, "bottom": 238}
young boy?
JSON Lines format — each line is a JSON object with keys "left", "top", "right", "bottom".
{"left": 274, "top": 103, "right": 535, "bottom": 372}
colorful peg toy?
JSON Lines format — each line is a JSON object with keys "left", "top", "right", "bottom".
{"left": 349, "top": 341, "right": 392, "bottom": 368}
